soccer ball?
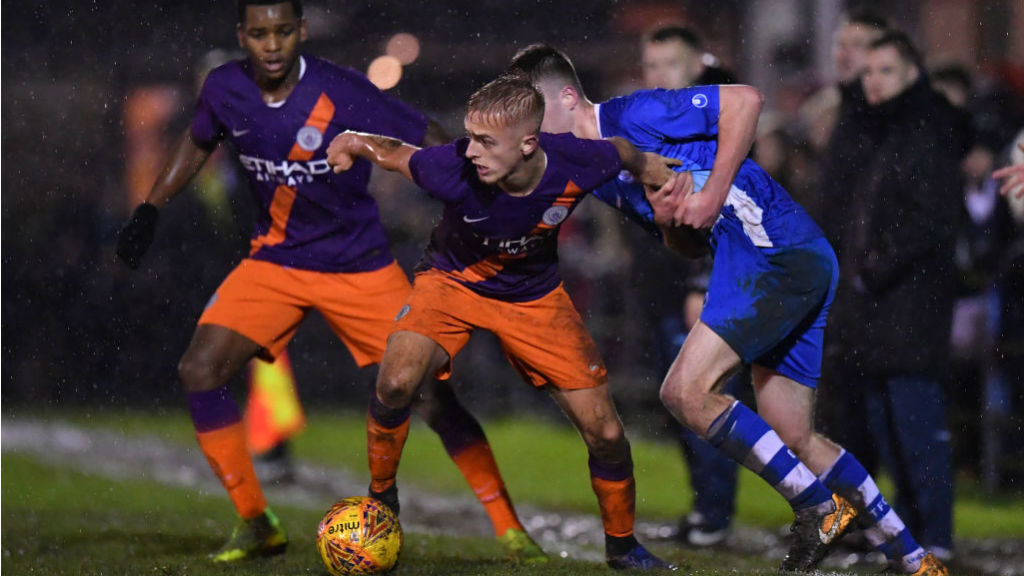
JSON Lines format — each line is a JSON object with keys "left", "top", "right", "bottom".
{"left": 316, "top": 496, "right": 403, "bottom": 575}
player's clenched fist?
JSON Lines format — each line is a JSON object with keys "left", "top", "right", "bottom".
{"left": 644, "top": 170, "right": 693, "bottom": 227}
{"left": 116, "top": 202, "right": 159, "bottom": 269}
{"left": 326, "top": 130, "right": 360, "bottom": 173}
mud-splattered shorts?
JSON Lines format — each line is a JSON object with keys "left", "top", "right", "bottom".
{"left": 701, "top": 235, "right": 837, "bottom": 388}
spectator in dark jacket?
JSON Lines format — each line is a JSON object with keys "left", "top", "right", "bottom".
{"left": 832, "top": 31, "right": 970, "bottom": 562}
{"left": 813, "top": 9, "right": 890, "bottom": 487}
{"left": 809, "top": 10, "right": 889, "bottom": 234}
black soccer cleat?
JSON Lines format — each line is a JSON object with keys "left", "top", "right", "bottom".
{"left": 369, "top": 483, "right": 400, "bottom": 516}
{"left": 607, "top": 543, "right": 678, "bottom": 571}
{"left": 780, "top": 493, "right": 859, "bottom": 572}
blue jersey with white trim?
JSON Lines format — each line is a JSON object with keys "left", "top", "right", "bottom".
{"left": 593, "top": 87, "right": 823, "bottom": 250}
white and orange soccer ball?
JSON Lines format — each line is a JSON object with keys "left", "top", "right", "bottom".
{"left": 316, "top": 496, "right": 403, "bottom": 575}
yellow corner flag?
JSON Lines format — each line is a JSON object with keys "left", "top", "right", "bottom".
{"left": 245, "top": 350, "right": 306, "bottom": 455}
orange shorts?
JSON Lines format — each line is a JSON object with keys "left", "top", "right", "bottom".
{"left": 393, "top": 269, "right": 607, "bottom": 389}
{"left": 198, "top": 258, "right": 411, "bottom": 365}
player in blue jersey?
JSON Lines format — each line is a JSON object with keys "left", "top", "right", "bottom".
{"left": 508, "top": 44, "right": 948, "bottom": 576}
{"left": 114, "top": 1, "right": 544, "bottom": 563}
{"left": 638, "top": 26, "right": 744, "bottom": 548}
{"left": 326, "top": 75, "right": 684, "bottom": 571}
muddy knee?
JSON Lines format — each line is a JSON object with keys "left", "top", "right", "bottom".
{"left": 376, "top": 368, "right": 421, "bottom": 409}
{"left": 582, "top": 422, "right": 629, "bottom": 462}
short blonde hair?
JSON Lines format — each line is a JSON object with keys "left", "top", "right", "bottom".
{"left": 466, "top": 74, "right": 544, "bottom": 133}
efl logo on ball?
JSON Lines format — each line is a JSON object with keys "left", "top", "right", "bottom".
{"left": 316, "top": 496, "right": 403, "bottom": 575}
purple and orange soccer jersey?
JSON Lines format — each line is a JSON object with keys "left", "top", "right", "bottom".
{"left": 191, "top": 54, "right": 428, "bottom": 273}
{"left": 408, "top": 132, "right": 623, "bottom": 302}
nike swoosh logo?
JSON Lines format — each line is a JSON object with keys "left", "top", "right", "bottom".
{"left": 818, "top": 500, "right": 846, "bottom": 543}
{"left": 462, "top": 215, "right": 490, "bottom": 223}
{"left": 231, "top": 128, "right": 250, "bottom": 137}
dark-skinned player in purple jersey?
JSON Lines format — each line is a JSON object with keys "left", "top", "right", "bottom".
{"left": 115, "top": 0, "right": 543, "bottom": 563}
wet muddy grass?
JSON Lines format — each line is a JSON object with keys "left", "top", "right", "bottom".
{"left": 3, "top": 416, "right": 1022, "bottom": 575}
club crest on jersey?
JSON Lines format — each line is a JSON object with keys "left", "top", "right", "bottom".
{"left": 617, "top": 170, "right": 635, "bottom": 183}
{"left": 542, "top": 206, "right": 569, "bottom": 226}
{"left": 691, "top": 93, "right": 709, "bottom": 108}
{"left": 297, "top": 125, "right": 323, "bottom": 151}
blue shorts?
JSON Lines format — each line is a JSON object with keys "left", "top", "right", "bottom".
{"left": 701, "top": 233, "right": 837, "bottom": 388}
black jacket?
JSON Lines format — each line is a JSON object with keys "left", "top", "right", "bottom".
{"left": 814, "top": 81, "right": 875, "bottom": 255}
{"left": 829, "top": 77, "right": 971, "bottom": 378}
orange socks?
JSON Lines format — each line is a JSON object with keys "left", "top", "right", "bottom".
{"left": 366, "top": 409, "right": 411, "bottom": 494}
{"left": 591, "top": 475, "right": 636, "bottom": 538}
{"left": 196, "top": 422, "right": 267, "bottom": 519}
{"left": 451, "top": 441, "right": 523, "bottom": 536}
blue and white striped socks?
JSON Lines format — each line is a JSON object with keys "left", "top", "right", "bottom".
{"left": 707, "top": 401, "right": 832, "bottom": 512}
{"left": 819, "top": 449, "right": 927, "bottom": 572}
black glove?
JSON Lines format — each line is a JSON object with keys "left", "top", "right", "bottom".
{"left": 116, "top": 203, "right": 159, "bottom": 269}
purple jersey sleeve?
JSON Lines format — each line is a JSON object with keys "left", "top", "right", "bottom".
{"left": 408, "top": 139, "right": 472, "bottom": 203}
{"left": 191, "top": 73, "right": 227, "bottom": 148}
{"left": 549, "top": 133, "right": 623, "bottom": 189}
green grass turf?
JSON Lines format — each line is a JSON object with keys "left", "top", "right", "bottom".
{"left": 29, "top": 407, "right": 1024, "bottom": 538}
{"left": 3, "top": 453, "right": 781, "bottom": 575}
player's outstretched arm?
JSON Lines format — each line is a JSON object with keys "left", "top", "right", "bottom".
{"left": 116, "top": 129, "right": 214, "bottom": 269}
{"left": 606, "top": 136, "right": 682, "bottom": 189}
{"left": 992, "top": 142, "right": 1024, "bottom": 200}
{"left": 327, "top": 130, "right": 419, "bottom": 180}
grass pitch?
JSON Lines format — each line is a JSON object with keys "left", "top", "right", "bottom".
{"left": 4, "top": 409, "right": 1023, "bottom": 575}
{"left": 2, "top": 453, "right": 776, "bottom": 575}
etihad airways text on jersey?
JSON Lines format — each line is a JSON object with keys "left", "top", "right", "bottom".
{"left": 238, "top": 154, "right": 332, "bottom": 186}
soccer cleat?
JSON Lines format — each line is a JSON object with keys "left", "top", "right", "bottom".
{"left": 607, "top": 543, "right": 678, "bottom": 571}
{"left": 677, "top": 512, "right": 730, "bottom": 547}
{"left": 780, "top": 493, "right": 858, "bottom": 572}
{"left": 369, "top": 483, "right": 400, "bottom": 516}
{"left": 211, "top": 508, "right": 288, "bottom": 562}
{"left": 904, "top": 552, "right": 949, "bottom": 576}
{"left": 253, "top": 442, "right": 296, "bottom": 485}
{"left": 497, "top": 528, "right": 548, "bottom": 564}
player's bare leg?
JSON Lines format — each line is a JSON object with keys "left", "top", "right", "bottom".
{"left": 751, "top": 366, "right": 840, "bottom": 474}
{"left": 659, "top": 321, "right": 855, "bottom": 571}
{"left": 178, "top": 324, "right": 287, "bottom": 561}
{"left": 659, "top": 320, "right": 743, "bottom": 433}
{"left": 179, "top": 324, "right": 263, "bottom": 393}
{"left": 549, "top": 384, "right": 675, "bottom": 571}
{"left": 367, "top": 331, "right": 448, "bottom": 514}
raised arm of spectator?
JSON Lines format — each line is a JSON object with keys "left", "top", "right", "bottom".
{"left": 327, "top": 130, "right": 419, "bottom": 180}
